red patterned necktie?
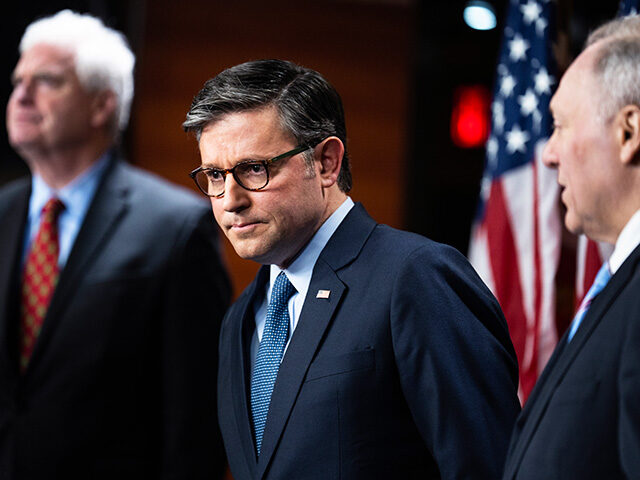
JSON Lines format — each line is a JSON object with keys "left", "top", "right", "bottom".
{"left": 20, "top": 197, "right": 65, "bottom": 372}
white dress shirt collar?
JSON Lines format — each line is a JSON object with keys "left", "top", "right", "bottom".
{"left": 268, "top": 196, "right": 355, "bottom": 304}
{"left": 26, "top": 152, "right": 111, "bottom": 267}
{"left": 250, "top": 197, "right": 354, "bottom": 366}
{"left": 609, "top": 208, "right": 640, "bottom": 274}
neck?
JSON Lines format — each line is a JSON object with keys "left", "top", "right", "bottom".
{"left": 23, "top": 138, "right": 112, "bottom": 190}
{"left": 275, "top": 190, "right": 349, "bottom": 270}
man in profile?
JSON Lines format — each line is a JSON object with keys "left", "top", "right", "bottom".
{"left": 0, "top": 10, "right": 230, "bottom": 479}
{"left": 503, "top": 15, "right": 640, "bottom": 480}
{"left": 184, "top": 59, "right": 520, "bottom": 479}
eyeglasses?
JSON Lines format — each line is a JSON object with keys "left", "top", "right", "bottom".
{"left": 189, "top": 145, "right": 310, "bottom": 197}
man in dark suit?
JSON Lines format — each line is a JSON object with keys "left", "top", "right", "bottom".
{"left": 183, "top": 59, "right": 520, "bottom": 479}
{"left": 0, "top": 10, "right": 231, "bottom": 479}
{"left": 503, "top": 15, "right": 640, "bottom": 480}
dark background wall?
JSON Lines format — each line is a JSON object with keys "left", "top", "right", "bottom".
{"left": 1, "top": 0, "right": 621, "bottom": 296}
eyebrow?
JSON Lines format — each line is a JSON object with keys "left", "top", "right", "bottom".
{"left": 201, "top": 156, "right": 267, "bottom": 169}
{"left": 11, "top": 68, "right": 67, "bottom": 83}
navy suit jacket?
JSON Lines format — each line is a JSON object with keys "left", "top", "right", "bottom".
{"left": 218, "top": 203, "right": 520, "bottom": 480}
{"left": 0, "top": 157, "right": 231, "bottom": 480}
{"left": 503, "top": 243, "right": 640, "bottom": 479}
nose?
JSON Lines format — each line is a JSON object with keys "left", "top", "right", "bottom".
{"left": 10, "top": 78, "right": 35, "bottom": 105}
{"left": 542, "top": 135, "right": 558, "bottom": 169}
{"left": 221, "top": 172, "right": 250, "bottom": 213}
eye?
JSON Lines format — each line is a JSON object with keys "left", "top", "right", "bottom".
{"left": 238, "top": 162, "right": 267, "bottom": 176}
{"left": 208, "top": 169, "right": 225, "bottom": 181}
{"left": 34, "top": 73, "right": 65, "bottom": 88}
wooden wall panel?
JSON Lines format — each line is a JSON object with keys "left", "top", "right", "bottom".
{"left": 132, "top": 0, "right": 415, "bottom": 296}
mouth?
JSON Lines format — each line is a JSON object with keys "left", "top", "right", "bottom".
{"left": 228, "top": 221, "right": 262, "bottom": 234}
{"left": 559, "top": 186, "right": 568, "bottom": 204}
{"left": 10, "top": 112, "right": 41, "bottom": 124}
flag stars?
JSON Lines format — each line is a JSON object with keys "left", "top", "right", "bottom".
{"left": 521, "top": 1, "right": 542, "bottom": 25}
{"left": 509, "top": 34, "right": 530, "bottom": 62}
{"left": 518, "top": 88, "right": 539, "bottom": 116}
{"left": 536, "top": 16, "right": 548, "bottom": 36}
{"left": 486, "top": 136, "right": 499, "bottom": 168}
{"left": 500, "top": 74, "right": 517, "bottom": 97}
{"left": 493, "top": 100, "right": 506, "bottom": 134}
{"left": 534, "top": 67, "right": 554, "bottom": 95}
{"left": 505, "top": 124, "right": 530, "bottom": 153}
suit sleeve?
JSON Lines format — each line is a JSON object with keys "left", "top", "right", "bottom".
{"left": 618, "top": 292, "right": 640, "bottom": 477}
{"left": 390, "top": 244, "right": 520, "bottom": 480}
{"left": 160, "top": 206, "right": 232, "bottom": 480}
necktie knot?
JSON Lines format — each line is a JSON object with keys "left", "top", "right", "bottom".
{"left": 590, "top": 262, "right": 612, "bottom": 294}
{"left": 41, "top": 197, "right": 65, "bottom": 221}
{"left": 270, "top": 271, "right": 296, "bottom": 308}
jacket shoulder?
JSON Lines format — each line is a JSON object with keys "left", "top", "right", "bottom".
{"left": 0, "top": 176, "right": 30, "bottom": 215}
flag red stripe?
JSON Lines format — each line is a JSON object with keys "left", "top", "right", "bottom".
{"left": 484, "top": 181, "right": 535, "bottom": 399}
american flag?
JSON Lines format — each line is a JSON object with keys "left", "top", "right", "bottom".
{"left": 619, "top": 0, "right": 639, "bottom": 16}
{"left": 468, "top": 0, "right": 560, "bottom": 403}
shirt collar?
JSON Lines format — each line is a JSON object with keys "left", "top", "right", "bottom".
{"left": 609, "top": 208, "right": 640, "bottom": 274}
{"left": 29, "top": 152, "right": 111, "bottom": 220}
{"left": 268, "top": 196, "right": 355, "bottom": 301}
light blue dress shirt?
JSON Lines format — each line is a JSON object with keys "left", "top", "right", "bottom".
{"left": 23, "top": 153, "right": 111, "bottom": 268}
{"left": 250, "top": 197, "right": 355, "bottom": 370}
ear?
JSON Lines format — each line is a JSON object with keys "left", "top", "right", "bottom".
{"left": 90, "top": 90, "right": 118, "bottom": 130}
{"left": 315, "top": 136, "right": 344, "bottom": 188}
{"left": 617, "top": 104, "right": 640, "bottom": 165}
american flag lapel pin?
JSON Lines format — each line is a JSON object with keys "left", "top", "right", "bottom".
{"left": 316, "top": 289, "right": 331, "bottom": 299}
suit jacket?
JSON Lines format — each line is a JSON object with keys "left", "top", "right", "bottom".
{"left": 503, "top": 243, "right": 640, "bottom": 479}
{"left": 0, "top": 156, "right": 231, "bottom": 480}
{"left": 218, "top": 203, "right": 520, "bottom": 480}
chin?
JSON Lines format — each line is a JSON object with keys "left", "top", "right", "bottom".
{"left": 563, "top": 215, "right": 584, "bottom": 237}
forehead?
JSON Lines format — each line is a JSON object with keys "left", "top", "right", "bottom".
{"left": 550, "top": 47, "right": 600, "bottom": 116}
{"left": 199, "top": 107, "right": 293, "bottom": 160}
{"left": 14, "top": 43, "right": 75, "bottom": 76}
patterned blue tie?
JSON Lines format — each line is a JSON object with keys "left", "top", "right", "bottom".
{"left": 250, "top": 272, "right": 296, "bottom": 455}
{"left": 567, "top": 262, "right": 612, "bottom": 342}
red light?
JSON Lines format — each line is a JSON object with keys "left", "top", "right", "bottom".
{"left": 450, "top": 85, "right": 491, "bottom": 148}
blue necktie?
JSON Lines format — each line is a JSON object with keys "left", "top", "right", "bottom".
{"left": 250, "top": 272, "right": 296, "bottom": 455}
{"left": 567, "top": 262, "right": 612, "bottom": 342}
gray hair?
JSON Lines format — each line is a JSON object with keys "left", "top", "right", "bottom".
{"left": 586, "top": 14, "right": 640, "bottom": 46}
{"left": 585, "top": 15, "right": 640, "bottom": 121}
{"left": 20, "top": 9, "right": 135, "bottom": 134}
{"left": 183, "top": 59, "right": 352, "bottom": 192}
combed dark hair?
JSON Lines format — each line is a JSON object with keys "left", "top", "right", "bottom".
{"left": 183, "top": 59, "right": 352, "bottom": 192}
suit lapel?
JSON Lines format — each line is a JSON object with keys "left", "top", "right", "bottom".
{"left": 505, "top": 244, "right": 640, "bottom": 479}
{"left": 26, "top": 158, "right": 130, "bottom": 373}
{"left": 256, "top": 262, "right": 345, "bottom": 477}
{"left": 0, "top": 180, "right": 30, "bottom": 376}
{"left": 256, "top": 203, "right": 376, "bottom": 479}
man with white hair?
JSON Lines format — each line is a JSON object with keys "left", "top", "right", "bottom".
{"left": 0, "top": 10, "right": 231, "bottom": 479}
{"left": 502, "top": 15, "right": 640, "bottom": 480}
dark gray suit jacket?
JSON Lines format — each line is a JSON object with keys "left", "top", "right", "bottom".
{"left": 0, "top": 156, "right": 231, "bottom": 479}
{"left": 218, "top": 203, "right": 520, "bottom": 480}
{"left": 503, "top": 243, "right": 640, "bottom": 479}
